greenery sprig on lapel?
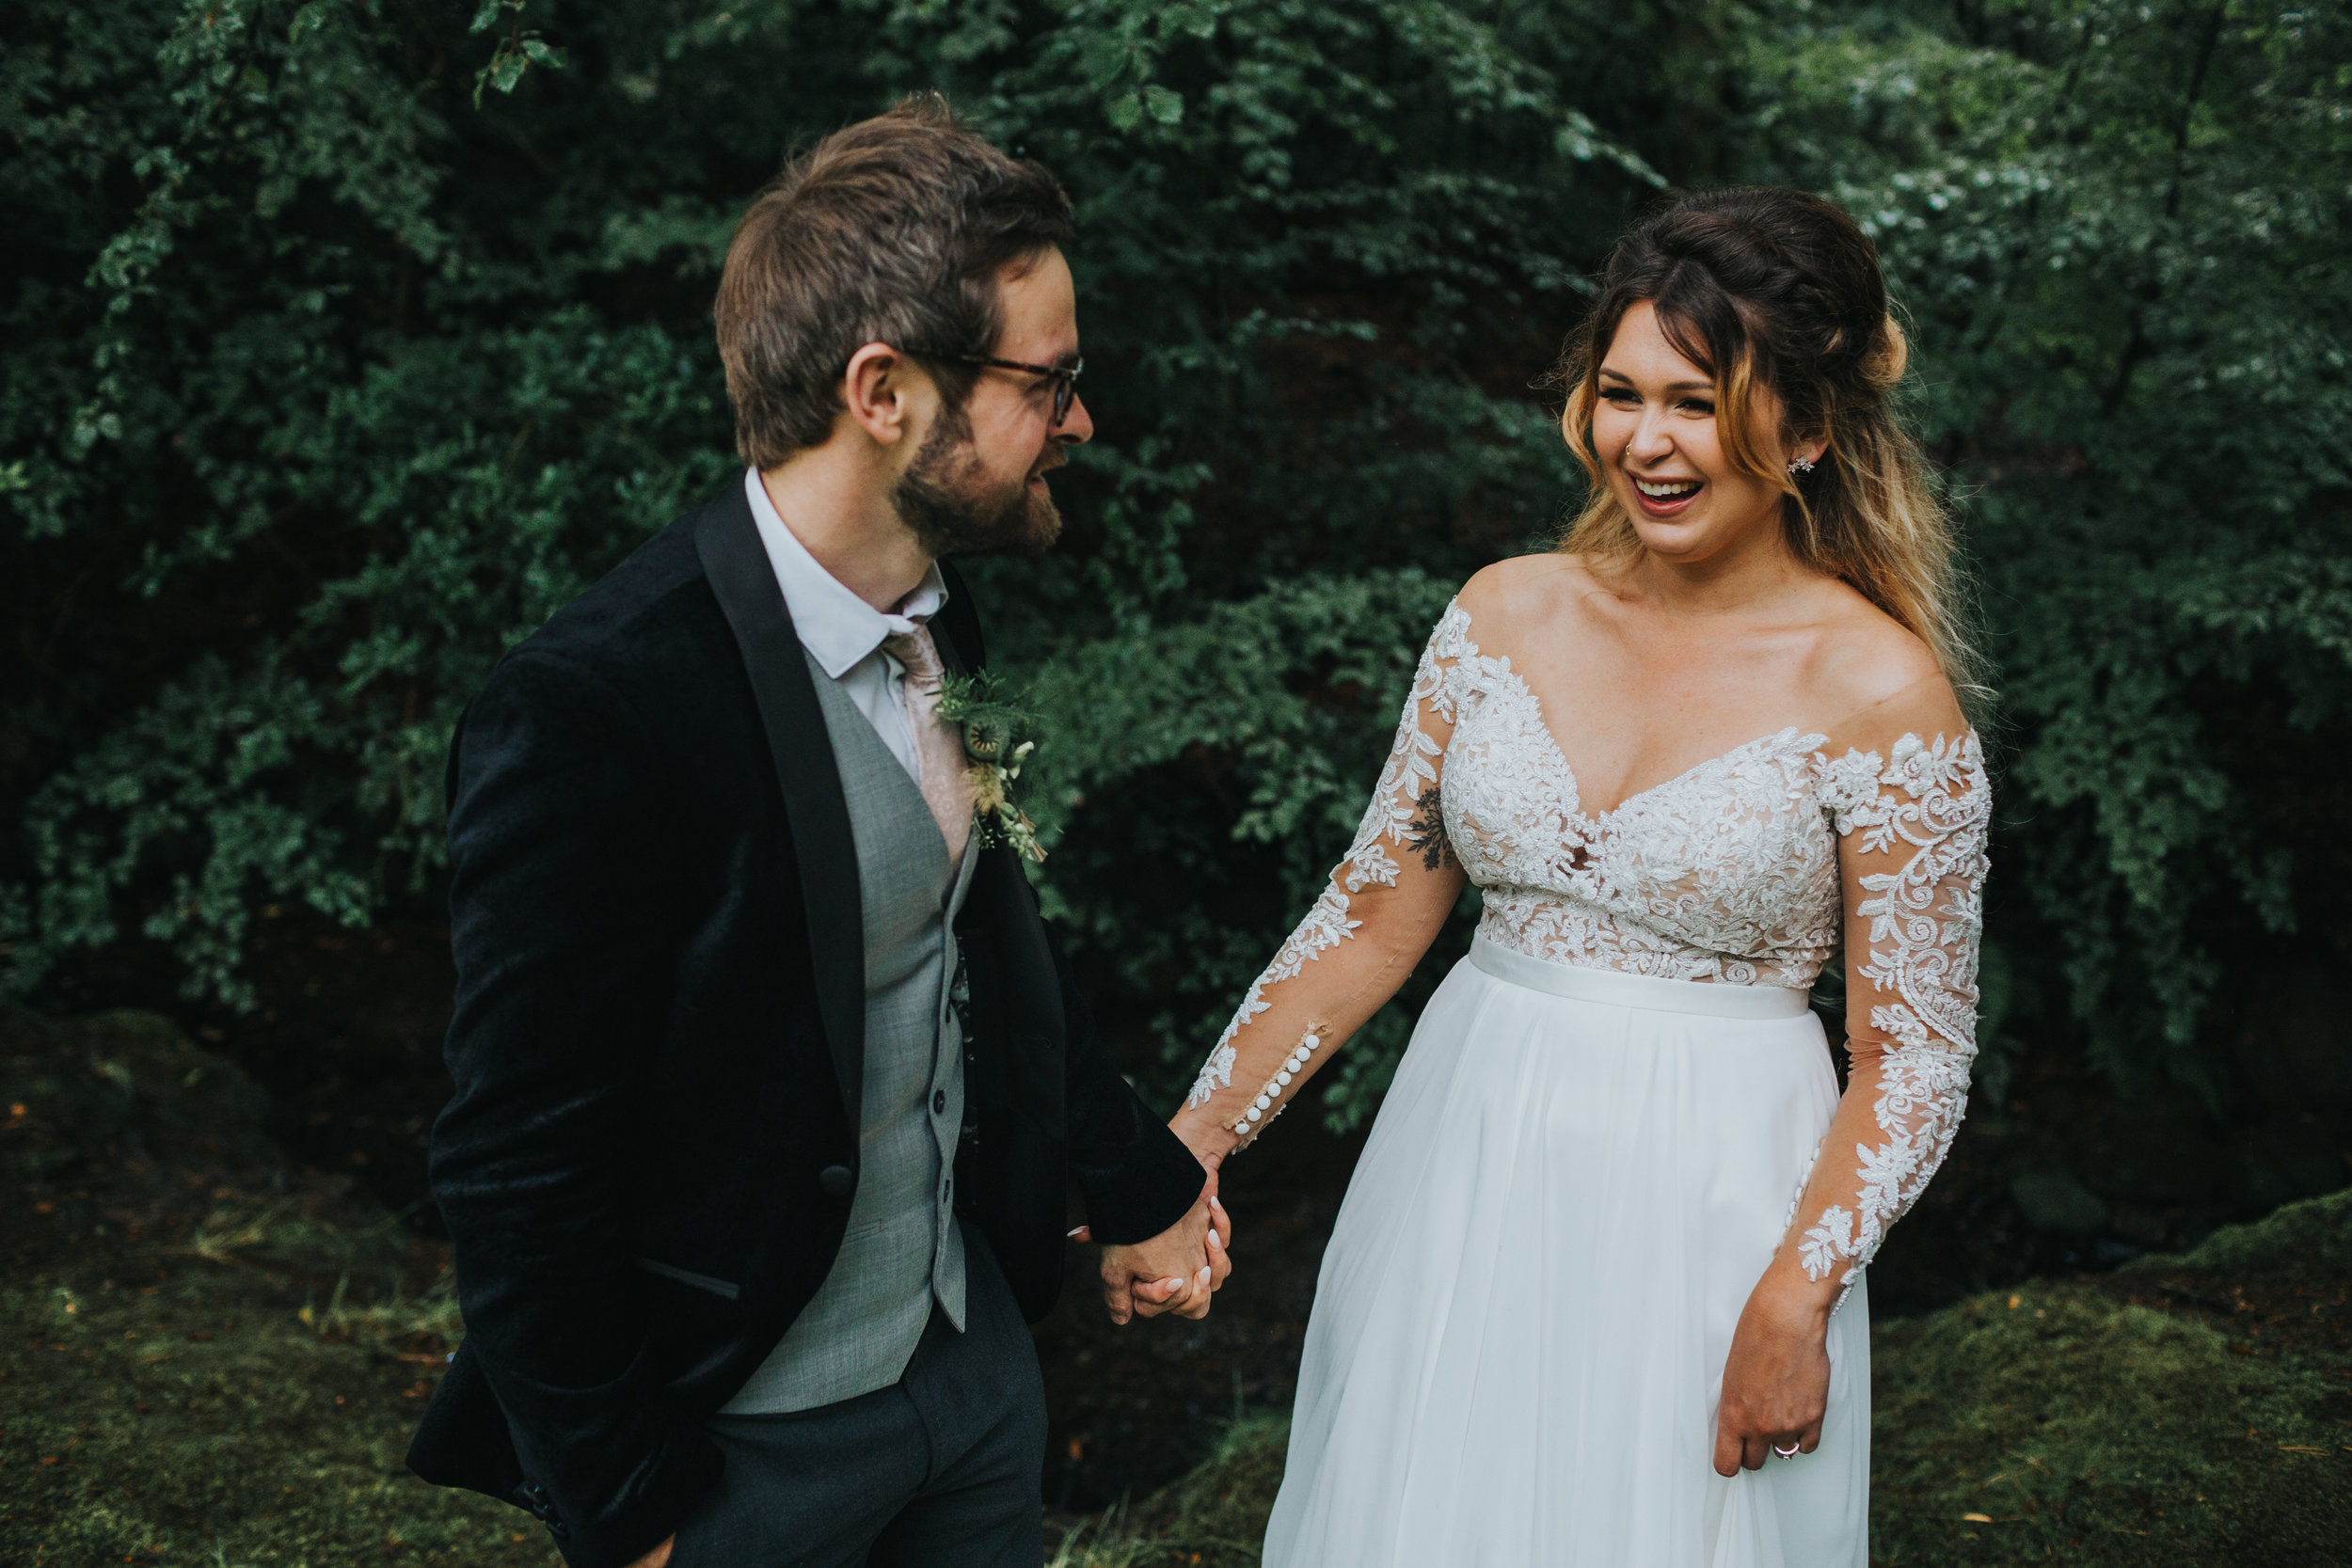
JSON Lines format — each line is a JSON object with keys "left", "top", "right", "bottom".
{"left": 937, "top": 672, "right": 1046, "bottom": 863}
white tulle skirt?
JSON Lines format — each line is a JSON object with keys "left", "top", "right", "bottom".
{"left": 1263, "top": 937, "right": 1869, "bottom": 1568}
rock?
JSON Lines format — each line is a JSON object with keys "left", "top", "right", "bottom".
{"left": 2, "top": 1001, "right": 416, "bottom": 1276}
{"left": 0, "top": 1002, "right": 275, "bottom": 1164}
{"left": 2010, "top": 1170, "right": 2110, "bottom": 1236}
{"left": 2123, "top": 1186, "right": 2352, "bottom": 1279}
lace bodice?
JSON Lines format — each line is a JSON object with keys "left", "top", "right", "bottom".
{"left": 1184, "top": 594, "right": 1991, "bottom": 1308}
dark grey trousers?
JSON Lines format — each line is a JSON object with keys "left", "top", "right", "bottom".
{"left": 668, "top": 1225, "right": 1046, "bottom": 1568}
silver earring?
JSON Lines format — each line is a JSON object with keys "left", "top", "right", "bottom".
{"left": 1788, "top": 455, "right": 1816, "bottom": 474}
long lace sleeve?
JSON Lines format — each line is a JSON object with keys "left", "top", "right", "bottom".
{"left": 1181, "top": 603, "right": 1474, "bottom": 1148}
{"left": 1788, "top": 687, "right": 1990, "bottom": 1310}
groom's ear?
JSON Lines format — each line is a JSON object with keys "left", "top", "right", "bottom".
{"left": 841, "top": 341, "right": 930, "bottom": 449}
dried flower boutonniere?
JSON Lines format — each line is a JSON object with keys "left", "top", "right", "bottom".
{"left": 936, "top": 671, "right": 1047, "bottom": 863}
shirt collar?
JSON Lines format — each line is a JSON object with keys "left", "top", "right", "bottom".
{"left": 743, "top": 467, "right": 949, "bottom": 679}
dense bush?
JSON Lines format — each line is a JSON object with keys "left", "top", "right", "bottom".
{"left": 4, "top": 0, "right": 2346, "bottom": 1119}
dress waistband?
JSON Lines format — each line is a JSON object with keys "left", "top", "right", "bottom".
{"left": 1469, "top": 935, "right": 1811, "bottom": 1020}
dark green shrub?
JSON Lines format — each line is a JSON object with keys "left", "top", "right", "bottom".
{"left": 5, "top": 0, "right": 2346, "bottom": 1123}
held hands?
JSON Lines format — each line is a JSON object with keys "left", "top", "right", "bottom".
{"left": 1712, "top": 1280, "right": 1833, "bottom": 1476}
{"left": 1069, "top": 1166, "right": 1232, "bottom": 1324}
{"left": 617, "top": 1190, "right": 1231, "bottom": 1568}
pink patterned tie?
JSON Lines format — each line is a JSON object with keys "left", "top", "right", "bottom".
{"left": 882, "top": 624, "right": 974, "bottom": 864}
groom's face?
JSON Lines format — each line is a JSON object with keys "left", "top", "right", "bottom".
{"left": 892, "top": 246, "right": 1091, "bottom": 559}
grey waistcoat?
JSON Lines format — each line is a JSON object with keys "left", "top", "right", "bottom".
{"left": 721, "top": 649, "right": 976, "bottom": 1415}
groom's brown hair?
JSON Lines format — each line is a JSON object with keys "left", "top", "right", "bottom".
{"left": 716, "top": 96, "right": 1074, "bottom": 467}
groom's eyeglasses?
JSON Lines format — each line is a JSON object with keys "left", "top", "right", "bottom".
{"left": 922, "top": 353, "right": 1085, "bottom": 427}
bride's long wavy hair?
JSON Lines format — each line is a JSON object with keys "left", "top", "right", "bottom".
{"left": 1552, "top": 187, "right": 1988, "bottom": 717}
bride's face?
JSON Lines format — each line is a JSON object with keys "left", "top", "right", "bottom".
{"left": 1581, "top": 301, "right": 1812, "bottom": 567}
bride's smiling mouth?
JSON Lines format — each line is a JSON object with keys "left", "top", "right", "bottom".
{"left": 1629, "top": 473, "right": 1703, "bottom": 516}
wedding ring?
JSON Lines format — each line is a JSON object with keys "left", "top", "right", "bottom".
{"left": 1772, "top": 1442, "right": 1800, "bottom": 1459}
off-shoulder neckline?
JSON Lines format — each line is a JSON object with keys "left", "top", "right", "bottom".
{"left": 1437, "top": 597, "right": 1975, "bottom": 821}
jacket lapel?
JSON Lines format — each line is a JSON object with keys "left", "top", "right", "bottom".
{"left": 928, "top": 599, "right": 1067, "bottom": 1133}
{"left": 695, "top": 488, "right": 865, "bottom": 1132}
{"left": 927, "top": 616, "right": 969, "bottom": 678}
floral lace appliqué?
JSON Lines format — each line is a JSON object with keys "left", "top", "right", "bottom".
{"left": 1183, "top": 604, "right": 1474, "bottom": 1109}
{"left": 1438, "top": 638, "right": 1846, "bottom": 988}
{"left": 1184, "top": 596, "right": 1988, "bottom": 1312}
{"left": 1796, "top": 732, "right": 1990, "bottom": 1308}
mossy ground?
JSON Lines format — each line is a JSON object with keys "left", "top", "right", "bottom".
{"left": 1, "top": 1258, "right": 560, "bottom": 1567}
{"left": 10, "top": 1005, "right": 2347, "bottom": 1565}
{"left": 1058, "top": 1192, "right": 2352, "bottom": 1568}
{"left": 2, "top": 1005, "right": 559, "bottom": 1567}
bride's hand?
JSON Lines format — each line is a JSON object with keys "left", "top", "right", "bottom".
{"left": 1712, "top": 1280, "right": 1832, "bottom": 1476}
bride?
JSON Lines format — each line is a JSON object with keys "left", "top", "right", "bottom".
{"left": 1171, "top": 186, "right": 1990, "bottom": 1566}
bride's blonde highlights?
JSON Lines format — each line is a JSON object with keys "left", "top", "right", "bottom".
{"left": 1553, "top": 189, "right": 1987, "bottom": 716}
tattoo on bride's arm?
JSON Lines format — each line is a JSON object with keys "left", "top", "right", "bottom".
{"left": 1406, "top": 784, "right": 1455, "bottom": 872}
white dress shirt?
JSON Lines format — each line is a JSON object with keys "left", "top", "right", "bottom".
{"left": 743, "top": 467, "right": 947, "bottom": 785}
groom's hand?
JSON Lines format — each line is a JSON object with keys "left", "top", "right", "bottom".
{"left": 1078, "top": 1172, "right": 1232, "bottom": 1324}
{"left": 623, "top": 1535, "right": 674, "bottom": 1568}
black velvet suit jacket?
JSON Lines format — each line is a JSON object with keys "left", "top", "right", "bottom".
{"left": 405, "top": 483, "right": 1205, "bottom": 1568}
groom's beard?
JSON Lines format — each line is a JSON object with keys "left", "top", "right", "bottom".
{"left": 891, "top": 411, "right": 1064, "bottom": 560}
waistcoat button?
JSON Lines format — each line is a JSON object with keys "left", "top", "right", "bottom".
{"left": 932, "top": 1088, "right": 947, "bottom": 1115}
{"left": 818, "top": 1164, "right": 853, "bottom": 1197}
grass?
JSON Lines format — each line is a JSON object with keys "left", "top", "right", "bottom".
{"left": 1, "top": 1003, "right": 555, "bottom": 1567}
{"left": 9, "top": 1003, "right": 2347, "bottom": 1565}
{"left": 1057, "top": 1192, "right": 2352, "bottom": 1567}
{"left": 0, "top": 1212, "right": 556, "bottom": 1568}
{"left": 1870, "top": 1281, "right": 2348, "bottom": 1562}
{"left": 1046, "top": 1415, "right": 1292, "bottom": 1568}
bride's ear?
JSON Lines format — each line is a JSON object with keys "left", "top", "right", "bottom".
{"left": 1786, "top": 422, "right": 1830, "bottom": 474}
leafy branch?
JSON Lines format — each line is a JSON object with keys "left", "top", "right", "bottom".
{"left": 470, "top": 0, "right": 567, "bottom": 108}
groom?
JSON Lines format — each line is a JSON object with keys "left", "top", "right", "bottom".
{"left": 405, "top": 100, "right": 1228, "bottom": 1568}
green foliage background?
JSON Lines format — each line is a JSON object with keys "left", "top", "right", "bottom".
{"left": 5, "top": 0, "right": 2346, "bottom": 1119}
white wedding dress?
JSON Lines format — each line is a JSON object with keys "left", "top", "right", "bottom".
{"left": 1184, "top": 594, "right": 1990, "bottom": 1566}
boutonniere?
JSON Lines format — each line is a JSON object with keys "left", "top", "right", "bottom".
{"left": 937, "top": 671, "right": 1047, "bottom": 863}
